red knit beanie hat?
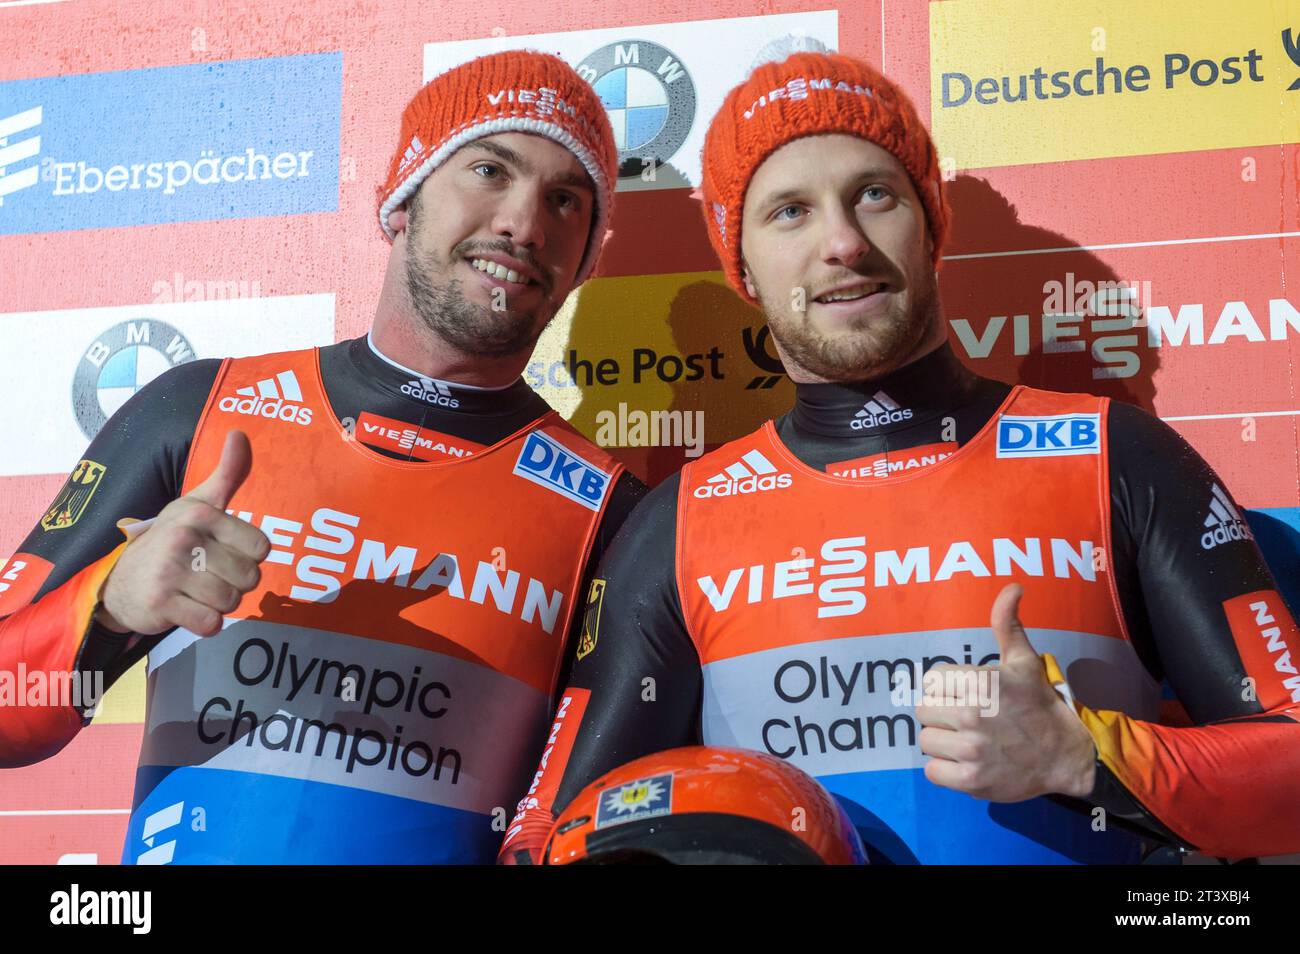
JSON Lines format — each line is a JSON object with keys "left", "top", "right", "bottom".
{"left": 701, "top": 44, "right": 949, "bottom": 304}
{"left": 377, "top": 50, "right": 618, "bottom": 286}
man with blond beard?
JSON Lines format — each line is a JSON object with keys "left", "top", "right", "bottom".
{"left": 501, "top": 46, "right": 1300, "bottom": 865}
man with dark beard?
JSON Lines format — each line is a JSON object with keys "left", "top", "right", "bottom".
{"left": 0, "top": 51, "right": 646, "bottom": 864}
{"left": 500, "top": 46, "right": 1300, "bottom": 865}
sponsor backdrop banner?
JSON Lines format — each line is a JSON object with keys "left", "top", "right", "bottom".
{"left": 0, "top": 0, "right": 1295, "bottom": 863}
{"left": 0, "top": 53, "right": 341, "bottom": 235}
{"left": 0, "top": 295, "right": 335, "bottom": 476}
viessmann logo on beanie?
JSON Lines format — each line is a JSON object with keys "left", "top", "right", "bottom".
{"left": 376, "top": 50, "right": 619, "bottom": 286}
{"left": 700, "top": 38, "right": 950, "bottom": 304}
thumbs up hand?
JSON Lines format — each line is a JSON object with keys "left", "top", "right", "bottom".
{"left": 97, "top": 431, "right": 272, "bottom": 638}
{"left": 186, "top": 428, "right": 255, "bottom": 512}
{"left": 914, "top": 583, "right": 1098, "bottom": 802}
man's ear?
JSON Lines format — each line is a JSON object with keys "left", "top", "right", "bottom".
{"left": 741, "top": 260, "right": 758, "bottom": 300}
{"left": 388, "top": 208, "right": 409, "bottom": 234}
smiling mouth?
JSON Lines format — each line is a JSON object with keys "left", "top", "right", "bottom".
{"left": 468, "top": 257, "right": 537, "bottom": 287}
{"left": 814, "top": 283, "right": 887, "bottom": 304}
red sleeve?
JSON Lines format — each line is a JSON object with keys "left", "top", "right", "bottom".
{"left": 1076, "top": 588, "right": 1300, "bottom": 859}
{"left": 497, "top": 687, "right": 591, "bottom": 865}
{"left": 0, "top": 543, "right": 127, "bottom": 767}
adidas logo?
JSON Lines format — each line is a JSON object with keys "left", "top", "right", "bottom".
{"left": 0, "top": 106, "right": 43, "bottom": 207}
{"left": 850, "top": 391, "right": 913, "bottom": 430}
{"left": 400, "top": 376, "right": 460, "bottom": 408}
{"left": 694, "top": 449, "right": 792, "bottom": 498}
{"left": 217, "top": 370, "right": 313, "bottom": 427}
{"left": 1201, "top": 483, "right": 1253, "bottom": 550}
{"left": 399, "top": 135, "right": 425, "bottom": 170}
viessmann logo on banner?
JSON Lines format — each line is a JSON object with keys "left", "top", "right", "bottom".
{"left": 930, "top": 0, "right": 1300, "bottom": 169}
{"left": 423, "top": 9, "right": 837, "bottom": 193}
{"left": 0, "top": 52, "right": 340, "bottom": 235}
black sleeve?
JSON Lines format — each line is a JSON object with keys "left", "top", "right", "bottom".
{"left": 499, "top": 472, "right": 702, "bottom": 861}
{"left": 549, "top": 472, "right": 701, "bottom": 808}
{"left": 552, "top": 469, "right": 649, "bottom": 695}
{"left": 3, "top": 359, "right": 219, "bottom": 692}
{"left": 1072, "top": 399, "right": 1300, "bottom": 857}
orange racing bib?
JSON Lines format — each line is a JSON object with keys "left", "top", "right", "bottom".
{"left": 122, "top": 347, "right": 622, "bottom": 864}
{"left": 676, "top": 386, "right": 1157, "bottom": 863}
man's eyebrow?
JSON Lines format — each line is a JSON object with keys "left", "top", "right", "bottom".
{"left": 852, "top": 165, "right": 906, "bottom": 182}
{"left": 552, "top": 169, "right": 594, "bottom": 193}
{"left": 755, "top": 187, "right": 805, "bottom": 209}
{"left": 755, "top": 167, "right": 907, "bottom": 209}
{"left": 464, "top": 139, "right": 532, "bottom": 174}
{"left": 464, "top": 140, "right": 592, "bottom": 193}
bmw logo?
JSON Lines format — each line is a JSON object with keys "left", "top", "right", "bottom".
{"left": 578, "top": 40, "right": 696, "bottom": 179}
{"left": 73, "top": 319, "right": 196, "bottom": 440}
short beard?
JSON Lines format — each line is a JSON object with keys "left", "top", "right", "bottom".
{"left": 403, "top": 198, "right": 549, "bottom": 359}
{"left": 756, "top": 269, "right": 940, "bottom": 381}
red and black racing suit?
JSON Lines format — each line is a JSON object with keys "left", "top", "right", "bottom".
{"left": 501, "top": 342, "right": 1300, "bottom": 864}
{"left": 0, "top": 334, "right": 645, "bottom": 766}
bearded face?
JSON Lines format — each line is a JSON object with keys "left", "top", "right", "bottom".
{"left": 399, "top": 133, "right": 595, "bottom": 359}
{"left": 403, "top": 201, "right": 549, "bottom": 358}
{"left": 739, "top": 134, "right": 943, "bottom": 382}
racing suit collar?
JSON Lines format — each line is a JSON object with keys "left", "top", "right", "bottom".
{"left": 788, "top": 342, "right": 985, "bottom": 438}
{"left": 346, "top": 333, "right": 539, "bottom": 417}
